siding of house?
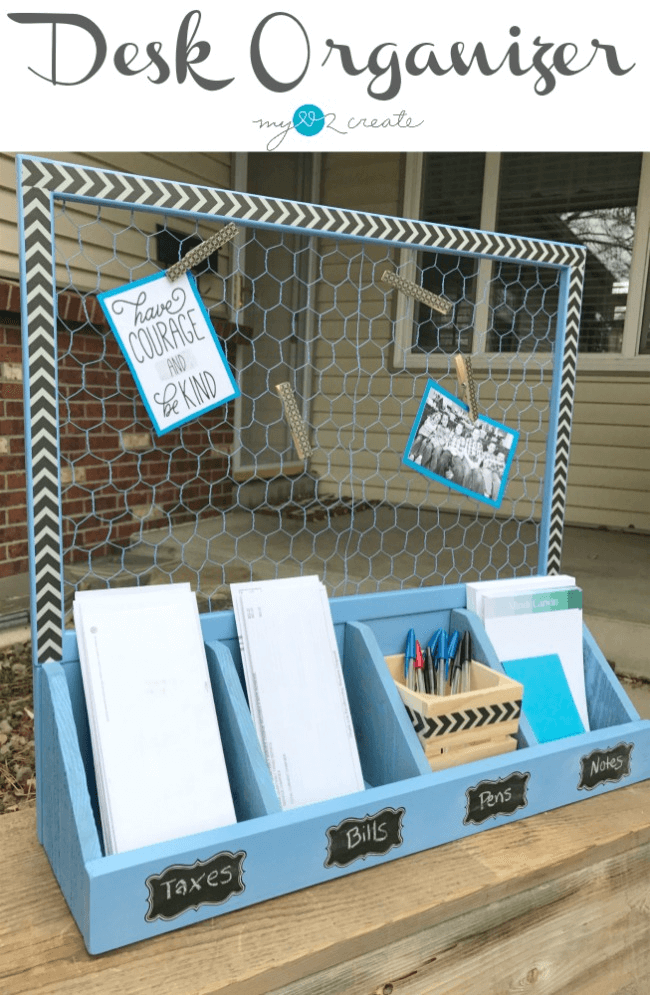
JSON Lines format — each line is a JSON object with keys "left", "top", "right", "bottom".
{"left": 314, "top": 152, "right": 650, "bottom": 533}
{"left": 1, "top": 151, "right": 232, "bottom": 303}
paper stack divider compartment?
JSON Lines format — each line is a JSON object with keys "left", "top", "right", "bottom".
{"left": 32, "top": 584, "right": 650, "bottom": 954}
{"left": 204, "top": 640, "right": 281, "bottom": 821}
{"left": 449, "top": 607, "right": 641, "bottom": 744}
{"left": 342, "top": 621, "right": 431, "bottom": 785}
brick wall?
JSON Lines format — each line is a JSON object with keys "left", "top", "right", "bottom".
{"left": 0, "top": 280, "right": 26, "bottom": 578}
{"left": 0, "top": 279, "right": 239, "bottom": 580}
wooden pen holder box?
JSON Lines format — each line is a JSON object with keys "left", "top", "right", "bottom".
{"left": 36, "top": 584, "right": 650, "bottom": 954}
{"left": 385, "top": 657, "right": 522, "bottom": 770}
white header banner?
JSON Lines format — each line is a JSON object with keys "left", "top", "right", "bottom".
{"left": 1, "top": 1, "right": 647, "bottom": 150}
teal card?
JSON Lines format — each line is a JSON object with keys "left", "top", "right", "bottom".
{"left": 502, "top": 654, "right": 585, "bottom": 744}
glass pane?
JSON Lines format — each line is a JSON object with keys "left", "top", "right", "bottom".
{"left": 492, "top": 152, "right": 642, "bottom": 353}
{"left": 414, "top": 153, "right": 485, "bottom": 353}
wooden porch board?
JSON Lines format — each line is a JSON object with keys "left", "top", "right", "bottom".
{"left": 2, "top": 781, "right": 650, "bottom": 995}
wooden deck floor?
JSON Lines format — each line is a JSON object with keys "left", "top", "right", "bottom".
{"left": 2, "top": 782, "right": 650, "bottom": 995}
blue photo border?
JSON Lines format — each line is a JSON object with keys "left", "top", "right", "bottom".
{"left": 402, "top": 379, "right": 520, "bottom": 509}
{"left": 97, "top": 270, "right": 240, "bottom": 436}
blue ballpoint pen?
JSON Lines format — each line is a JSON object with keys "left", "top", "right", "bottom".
{"left": 405, "top": 628, "right": 417, "bottom": 690}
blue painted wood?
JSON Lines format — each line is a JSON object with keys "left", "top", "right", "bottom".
{"left": 81, "top": 716, "right": 650, "bottom": 953}
{"left": 204, "top": 640, "right": 281, "bottom": 820}
{"left": 36, "top": 587, "right": 650, "bottom": 954}
{"left": 40, "top": 663, "right": 101, "bottom": 940}
{"left": 343, "top": 622, "right": 431, "bottom": 785}
{"left": 33, "top": 664, "right": 45, "bottom": 844}
{"left": 57, "top": 658, "right": 102, "bottom": 833}
{"left": 583, "top": 626, "right": 638, "bottom": 728}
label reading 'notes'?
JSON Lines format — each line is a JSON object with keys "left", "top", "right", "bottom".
{"left": 578, "top": 743, "right": 633, "bottom": 791}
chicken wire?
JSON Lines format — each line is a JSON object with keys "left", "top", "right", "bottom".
{"left": 17, "top": 156, "right": 584, "bottom": 663}
{"left": 53, "top": 202, "right": 560, "bottom": 614}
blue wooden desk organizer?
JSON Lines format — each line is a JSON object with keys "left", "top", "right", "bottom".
{"left": 16, "top": 156, "right": 649, "bottom": 954}
{"left": 38, "top": 584, "right": 648, "bottom": 954}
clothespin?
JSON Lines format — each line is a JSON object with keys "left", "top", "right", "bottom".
{"left": 275, "top": 382, "right": 313, "bottom": 459}
{"left": 166, "top": 222, "right": 239, "bottom": 282}
{"left": 380, "top": 270, "right": 452, "bottom": 316}
{"left": 454, "top": 353, "right": 479, "bottom": 422}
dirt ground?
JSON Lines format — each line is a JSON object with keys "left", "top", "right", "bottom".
{"left": 0, "top": 639, "right": 35, "bottom": 815}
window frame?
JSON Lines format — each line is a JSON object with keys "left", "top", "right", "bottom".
{"left": 395, "top": 152, "right": 650, "bottom": 372}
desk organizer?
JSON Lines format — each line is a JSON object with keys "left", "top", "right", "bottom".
{"left": 16, "top": 156, "right": 649, "bottom": 953}
{"left": 37, "top": 583, "right": 650, "bottom": 953}
{"left": 385, "top": 655, "right": 522, "bottom": 770}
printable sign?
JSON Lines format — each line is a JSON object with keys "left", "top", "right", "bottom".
{"left": 98, "top": 271, "right": 240, "bottom": 435}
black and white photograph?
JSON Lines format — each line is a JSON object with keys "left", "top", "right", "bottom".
{"left": 403, "top": 379, "right": 519, "bottom": 508}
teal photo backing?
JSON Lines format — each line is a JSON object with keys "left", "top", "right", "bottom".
{"left": 98, "top": 270, "right": 240, "bottom": 436}
{"left": 403, "top": 378, "right": 519, "bottom": 509}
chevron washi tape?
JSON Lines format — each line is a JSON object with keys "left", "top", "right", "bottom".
{"left": 406, "top": 699, "right": 522, "bottom": 739}
{"left": 380, "top": 270, "right": 452, "bottom": 315}
{"left": 166, "top": 222, "right": 239, "bottom": 282}
{"left": 275, "top": 382, "right": 313, "bottom": 459}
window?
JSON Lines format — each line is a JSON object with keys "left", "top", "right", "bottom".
{"left": 397, "top": 152, "right": 650, "bottom": 367}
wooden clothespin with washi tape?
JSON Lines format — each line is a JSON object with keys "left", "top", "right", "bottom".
{"left": 275, "top": 382, "right": 313, "bottom": 459}
{"left": 454, "top": 353, "right": 479, "bottom": 422}
{"left": 166, "top": 222, "right": 240, "bottom": 282}
{"left": 380, "top": 270, "right": 453, "bottom": 316}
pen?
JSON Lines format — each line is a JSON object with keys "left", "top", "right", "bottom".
{"left": 447, "top": 630, "right": 461, "bottom": 694}
{"left": 414, "top": 640, "right": 426, "bottom": 694}
{"left": 436, "top": 630, "right": 448, "bottom": 696}
{"left": 460, "top": 630, "right": 472, "bottom": 693}
{"left": 405, "top": 628, "right": 416, "bottom": 690}
{"left": 426, "top": 629, "right": 442, "bottom": 695}
{"left": 424, "top": 645, "right": 436, "bottom": 694}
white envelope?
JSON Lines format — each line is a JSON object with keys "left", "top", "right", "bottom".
{"left": 75, "top": 585, "right": 235, "bottom": 854}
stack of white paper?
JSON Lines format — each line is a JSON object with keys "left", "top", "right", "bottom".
{"left": 466, "top": 575, "right": 589, "bottom": 731}
{"left": 74, "top": 583, "right": 236, "bottom": 854}
{"left": 466, "top": 574, "right": 577, "bottom": 616}
{"left": 231, "top": 576, "right": 364, "bottom": 810}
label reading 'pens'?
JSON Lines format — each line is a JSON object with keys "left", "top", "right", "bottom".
{"left": 578, "top": 743, "right": 633, "bottom": 791}
{"left": 464, "top": 771, "right": 530, "bottom": 825}
{"left": 324, "top": 807, "right": 405, "bottom": 868}
{"left": 144, "top": 850, "right": 246, "bottom": 922}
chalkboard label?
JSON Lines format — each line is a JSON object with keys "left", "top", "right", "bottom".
{"left": 464, "top": 771, "right": 530, "bottom": 825}
{"left": 145, "top": 850, "right": 246, "bottom": 922}
{"left": 578, "top": 742, "right": 633, "bottom": 791}
{"left": 325, "top": 807, "right": 405, "bottom": 868}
